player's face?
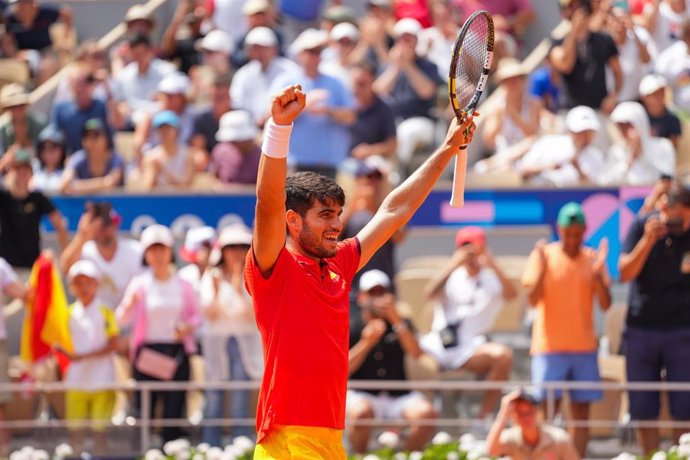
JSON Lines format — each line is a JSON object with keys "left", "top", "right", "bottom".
{"left": 298, "top": 200, "right": 343, "bottom": 259}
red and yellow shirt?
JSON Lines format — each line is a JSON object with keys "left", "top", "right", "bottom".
{"left": 245, "top": 238, "right": 360, "bottom": 442}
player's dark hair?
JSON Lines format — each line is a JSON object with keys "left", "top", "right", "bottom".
{"left": 285, "top": 171, "right": 345, "bottom": 217}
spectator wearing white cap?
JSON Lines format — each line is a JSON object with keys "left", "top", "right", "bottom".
{"left": 112, "top": 34, "right": 175, "bottom": 127}
{"left": 62, "top": 259, "right": 120, "bottom": 456}
{"left": 141, "top": 110, "right": 196, "bottom": 190}
{"left": 196, "top": 29, "right": 234, "bottom": 76}
{"left": 200, "top": 223, "right": 262, "bottom": 446}
{"left": 178, "top": 226, "right": 216, "bottom": 296}
{"left": 230, "top": 27, "right": 298, "bottom": 125}
{"left": 133, "top": 72, "right": 198, "bottom": 163}
{"left": 373, "top": 18, "right": 443, "bottom": 178}
{"left": 61, "top": 201, "right": 144, "bottom": 311}
{"left": 604, "top": 101, "right": 676, "bottom": 185}
{"left": 117, "top": 224, "right": 201, "bottom": 445}
{"left": 210, "top": 110, "right": 261, "bottom": 185}
{"left": 639, "top": 74, "right": 682, "bottom": 149}
{"left": 231, "top": 0, "right": 284, "bottom": 68}
{"left": 321, "top": 22, "right": 360, "bottom": 89}
{"left": 518, "top": 106, "right": 606, "bottom": 187}
{"left": 270, "top": 28, "right": 356, "bottom": 178}
{"left": 347, "top": 269, "right": 436, "bottom": 454}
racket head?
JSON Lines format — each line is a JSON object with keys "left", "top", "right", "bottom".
{"left": 448, "top": 10, "right": 495, "bottom": 122}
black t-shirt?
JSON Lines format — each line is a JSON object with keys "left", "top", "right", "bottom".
{"left": 551, "top": 32, "right": 618, "bottom": 109}
{"left": 192, "top": 109, "right": 219, "bottom": 153}
{"left": 623, "top": 212, "right": 690, "bottom": 329}
{"left": 648, "top": 109, "right": 682, "bottom": 141}
{"left": 349, "top": 316, "right": 411, "bottom": 396}
{"left": 349, "top": 96, "right": 397, "bottom": 153}
{"left": 385, "top": 57, "right": 442, "bottom": 120}
{"left": 5, "top": 4, "right": 60, "bottom": 51}
{"left": 0, "top": 189, "right": 56, "bottom": 268}
{"left": 171, "top": 37, "right": 202, "bottom": 75}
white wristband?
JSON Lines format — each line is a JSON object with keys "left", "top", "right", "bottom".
{"left": 262, "top": 118, "right": 293, "bottom": 159}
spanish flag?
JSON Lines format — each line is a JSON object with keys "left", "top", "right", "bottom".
{"left": 20, "top": 255, "right": 73, "bottom": 368}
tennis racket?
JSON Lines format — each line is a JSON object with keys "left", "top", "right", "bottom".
{"left": 448, "top": 10, "right": 495, "bottom": 208}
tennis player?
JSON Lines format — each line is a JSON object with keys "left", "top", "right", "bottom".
{"left": 246, "top": 84, "right": 477, "bottom": 459}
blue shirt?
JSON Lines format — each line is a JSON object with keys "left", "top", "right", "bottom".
{"left": 50, "top": 100, "right": 112, "bottom": 153}
{"left": 278, "top": 0, "right": 325, "bottom": 21}
{"left": 67, "top": 149, "right": 125, "bottom": 185}
{"left": 271, "top": 71, "right": 354, "bottom": 167}
{"left": 529, "top": 66, "right": 560, "bottom": 113}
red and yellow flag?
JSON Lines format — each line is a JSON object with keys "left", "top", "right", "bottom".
{"left": 20, "top": 255, "right": 73, "bottom": 366}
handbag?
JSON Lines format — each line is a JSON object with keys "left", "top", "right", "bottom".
{"left": 439, "top": 322, "right": 461, "bottom": 349}
{"left": 135, "top": 347, "right": 179, "bottom": 380}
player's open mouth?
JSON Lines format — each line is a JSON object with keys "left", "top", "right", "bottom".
{"left": 324, "top": 235, "right": 338, "bottom": 243}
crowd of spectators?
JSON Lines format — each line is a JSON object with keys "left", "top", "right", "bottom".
{"left": 0, "top": 0, "right": 689, "bottom": 457}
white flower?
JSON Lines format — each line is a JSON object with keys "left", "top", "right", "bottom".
{"left": 164, "top": 440, "right": 185, "bottom": 456}
{"left": 144, "top": 449, "right": 165, "bottom": 460}
{"left": 409, "top": 452, "right": 424, "bottom": 460}
{"left": 224, "top": 445, "right": 242, "bottom": 456}
{"left": 678, "top": 444, "right": 690, "bottom": 457}
{"left": 459, "top": 433, "right": 476, "bottom": 447}
{"left": 19, "top": 447, "right": 34, "bottom": 456}
{"left": 377, "top": 431, "right": 400, "bottom": 449}
{"left": 611, "top": 453, "right": 637, "bottom": 460}
{"left": 174, "top": 451, "right": 190, "bottom": 460}
{"left": 54, "top": 443, "right": 74, "bottom": 459}
{"left": 681, "top": 433, "right": 690, "bottom": 446}
{"left": 9, "top": 452, "right": 25, "bottom": 460}
{"left": 447, "top": 453, "right": 460, "bottom": 460}
{"left": 650, "top": 452, "right": 667, "bottom": 460}
{"left": 467, "top": 450, "right": 486, "bottom": 460}
{"left": 432, "top": 431, "right": 453, "bottom": 445}
{"left": 207, "top": 446, "right": 224, "bottom": 460}
{"left": 220, "top": 453, "right": 237, "bottom": 460}
{"left": 362, "top": 456, "right": 381, "bottom": 460}
{"left": 30, "top": 449, "right": 49, "bottom": 460}
{"left": 196, "top": 443, "right": 211, "bottom": 454}
{"left": 393, "top": 454, "right": 407, "bottom": 460}
{"left": 232, "top": 435, "right": 254, "bottom": 454}
{"left": 192, "top": 454, "right": 205, "bottom": 460}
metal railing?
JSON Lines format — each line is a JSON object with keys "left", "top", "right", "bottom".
{"left": 2, "top": 378, "right": 690, "bottom": 452}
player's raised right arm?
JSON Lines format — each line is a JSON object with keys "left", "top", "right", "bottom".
{"left": 253, "top": 85, "right": 306, "bottom": 276}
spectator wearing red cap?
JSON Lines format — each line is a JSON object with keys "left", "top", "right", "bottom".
{"left": 422, "top": 226, "right": 517, "bottom": 428}
{"left": 521, "top": 202, "right": 611, "bottom": 457}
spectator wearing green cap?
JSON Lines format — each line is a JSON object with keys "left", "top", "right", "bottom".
{"left": 0, "top": 147, "right": 67, "bottom": 270}
{"left": 619, "top": 184, "right": 690, "bottom": 456}
{"left": 521, "top": 201, "right": 611, "bottom": 457}
{"left": 141, "top": 110, "right": 195, "bottom": 190}
{"left": 60, "top": 118, "right": 125, "bottom": 195}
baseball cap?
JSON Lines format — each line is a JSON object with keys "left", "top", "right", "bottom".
{"left": 565, "top": 106, "right": 600, "bottom": 133}
{"left": 331, "top": 22, "right": 359, "bottom": 42}
{"left": 152, "top": 110, "right": 180, "bottom": 129}
{"left": 180, "top": 226, "right": 216, "bottom": 263}
{"left": 158, "top": 72, "right": 190, "bottom": 95}
{"left": 209, "top": 224, "right": 253, "bottom": 265}
{"left": 68, "top": 259, "right": 101, "bottom": 281}
{"left": 639, "top": 74, "right": 667, "bottom": 97}
{"left": 393, "top": 18, "right": 422, "bottom": 38}
{"left": 359, "top": 269, "right": 391, "bottom": 292}
{"left": 83, "top": 118, "right": 106, "bottom": 134}
{"left": 557, "top": 202, "right": 586, "bottom": 227}
{"left": 140, "top": 224, "right": 174, "bottom": 250}
{"left": 198, "top": 29, "right": 234, "bottom": 55}
{"left": 455, "top": 226, "right": 486, "bottom": 248}
{"left": 242, "top": 0, "right": 270, "bottom": 15}
{"left": 245, "top": 27, "right": 278, "bottom": 47}
{"left": 37, "top": 125, "right": 66, "bottom": 146}
{"left": 290, "top": 28, "right": 329, "bottom": 54}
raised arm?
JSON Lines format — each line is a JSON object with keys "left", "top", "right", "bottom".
{"left": 356, "top": 115, "right": 476, "bottom": 271}
{"left": 253, "top": 85, "right": 306, "bottom": 276}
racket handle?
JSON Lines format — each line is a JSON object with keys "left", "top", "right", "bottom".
{"left": 450, "top": 148, "right": 468, "bottom": 208}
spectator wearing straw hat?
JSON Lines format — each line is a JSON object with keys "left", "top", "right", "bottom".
{"left": 487, "top": 390, "right": 579, "bottom": 460}
{"left": 200, "top": 224, "right": 262, "bottom": 446}
{"left": 639, "top": 74, "right": 682, "bottom": 149}
{"left": 270, "top": 28, "right": 356, "bottom": 178}
{"left": 373, "top": 18, "right": 443, "bottom": 178}
{"left": 109, "top": 5, "right": 157, "bottom": 75}
{"left": 232, "top": 0, "right": 284, "bottom": 69}
{"left": 210, "top": 110, "right": 261, "bottom": 185}
{"left": 0, "top": 83, "right": 46, "bottom": 154}
{"left": 522, "top": 202, "right": 611, "bottom": 457}
{"left": 231, "top": 27, "right": 298, "bottom": 125}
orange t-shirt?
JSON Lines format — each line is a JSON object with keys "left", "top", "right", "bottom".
{"left": 244, "top": 238, "right": 360, "bottom": 443}
{"left": 521, "top": 243, "right": 598, "bottom": 355}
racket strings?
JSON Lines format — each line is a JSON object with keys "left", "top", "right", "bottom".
{"left": 454, "top": 15, "right": 491, "bottom": 111}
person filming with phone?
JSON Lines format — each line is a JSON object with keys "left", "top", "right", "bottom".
{"left": 619, "top": 183, "right": 690, "bottom": 456}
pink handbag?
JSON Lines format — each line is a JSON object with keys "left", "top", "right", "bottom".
{"left": 135, "top": 348, "right": 178, "bottom": 381}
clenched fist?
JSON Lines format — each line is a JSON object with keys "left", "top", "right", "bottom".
{"left": 271, "top": 84, "right": 307, "bottom": 126}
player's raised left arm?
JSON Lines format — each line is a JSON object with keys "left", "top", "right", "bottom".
{"left": 356, "top": 115, "right": 476, "bottom": 271}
